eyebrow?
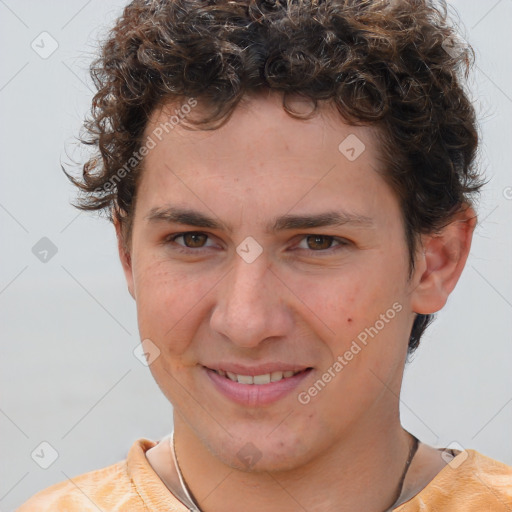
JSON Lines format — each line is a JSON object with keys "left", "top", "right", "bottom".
{"left": 145, "top": 205, "right": 375, "bottom": 234}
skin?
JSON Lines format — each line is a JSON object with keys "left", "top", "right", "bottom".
{"left": 115, "top": 90, "right": 476, "bottom": 512}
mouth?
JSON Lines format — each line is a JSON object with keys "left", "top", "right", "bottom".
{"left": 208, "top": 367, "right": 312, "bottom": 385}
{"left": 202, "top": 365, "right": 314, "bottom": 406}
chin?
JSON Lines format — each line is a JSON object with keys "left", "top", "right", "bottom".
{"left": 208, "top": 426, "right": 318, "bottom": 473}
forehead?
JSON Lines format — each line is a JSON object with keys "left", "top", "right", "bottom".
{"left": 135, "top": 92, "right": 397, "bottom": 229}
{"left": 143, "top": 92, "right": 384, "bottom": 169}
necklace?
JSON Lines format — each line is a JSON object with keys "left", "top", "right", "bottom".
{"left": 387, "top": 433, "right": 419, "bottom": 510}
{"left": 170, "top": 431, "right": 419, "bottom": 512}
{"left": 170, "top": 431, "right": 202, "bottom": 512}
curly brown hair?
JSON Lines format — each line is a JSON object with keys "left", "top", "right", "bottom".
{"left": 63, "top": 0, "right": 485, "bottom": 354}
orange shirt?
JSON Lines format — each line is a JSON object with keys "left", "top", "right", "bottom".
{"left": 16, "top": 438, "right": 512, "bottom": 511}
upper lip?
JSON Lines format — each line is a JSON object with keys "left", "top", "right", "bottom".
{"left": 203, "top": 363, "right": 312, "bottom": 376}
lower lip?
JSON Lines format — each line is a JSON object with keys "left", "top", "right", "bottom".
{"left": 204, "top": 367, "right": 313, "bottom": 406}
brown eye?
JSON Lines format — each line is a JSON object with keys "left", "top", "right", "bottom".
{"left": 306, "top": 235, "right": 334, "bottom": 250}
{"left": 181, "top": 233, "right": 208, "bottom": 248}
{"left": 295, "top": 235, "right": 349, "bottom": 255}
{"left": 165, "top": 232, "right": 214, "bottom": 252}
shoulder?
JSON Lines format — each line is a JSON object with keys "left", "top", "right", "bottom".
{"left": 461, "top": 450, "right": 512, "bottom": 503}
{"left": 396, "top": 449, "right": 512, "bottom": 511}
{"left": 15, "top": 461, "right": 132, "bottom": 511}
{"left": 15, "top": 438, "right": 158, "bottom": 512}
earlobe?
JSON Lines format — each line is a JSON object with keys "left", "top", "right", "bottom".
{"left": 410, "top": 206, "right": 477, "bottom": 315}
{"left": 114, "top": 214, "right": 136, "bottom": 301}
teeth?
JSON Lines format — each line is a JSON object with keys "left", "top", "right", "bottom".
{"left": 226, "top": 371, "right": 238, "bottom": 382}
{"left": 270, "top": 371, "right": 284, "bottom": 382}
{"left": 237, "top": 374, "right": 253, "bottom": 384}
{"left": 253, "top": 373, "right": 271, "bottom": 384}
{"left": 215, "top": 369, "right": 304, "bottom": 384}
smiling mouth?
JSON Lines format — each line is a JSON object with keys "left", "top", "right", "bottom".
{"left": 207, "top": 367, "right": 313, "bottom": 385}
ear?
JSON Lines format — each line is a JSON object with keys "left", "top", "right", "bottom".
{"left": 410, "top": 205, "right": 477, "bottom": 315}
{"left": 114, "top": 213, "right": 135, "bottom": 300}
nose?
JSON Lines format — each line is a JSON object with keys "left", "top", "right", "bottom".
{"left": 209, "top": 253, "right": 293, "bottom": 348}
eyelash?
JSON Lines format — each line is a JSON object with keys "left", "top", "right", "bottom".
{"left": 163, "top": 231, "right": 350, "bottom": 256}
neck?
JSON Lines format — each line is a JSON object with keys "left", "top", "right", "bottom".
{"left": 172, "top": 409, "right": 413, "bottom": 512}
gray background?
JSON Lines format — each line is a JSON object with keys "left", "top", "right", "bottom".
{"left": 1, "top": 1, "right": 511, "bottom": 510}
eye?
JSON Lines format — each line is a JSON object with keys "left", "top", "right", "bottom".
{"left": 163, "top": 232, "right": 349, "bottom": 256}
{"left": 165, "top": 232, "right": 216, "bottom": 252}
{"left": 295, "top": 234, "right": 349, "bottom": 254}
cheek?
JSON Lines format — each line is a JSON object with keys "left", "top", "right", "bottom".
{"left": 342, "top": 259, "right": 405, "bottom": 324}
{"left": 311, "top": 267, "right": 408, "bottom": 371}
{"left": 296, "top": 269, "right": 360, "bottom": 314}
{"left": 133, "top": 262, "right": 206, "bottom": 355}
{"left": 302, "top": 272, "right": 371, "bottom": 339}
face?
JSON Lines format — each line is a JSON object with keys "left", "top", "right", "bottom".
{"left": 119, "top": 92, "right": 422, "bottom": 471}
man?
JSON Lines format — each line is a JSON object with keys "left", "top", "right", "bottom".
{"left": 17, "top": 0, "right": 512, "bottom": 510}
